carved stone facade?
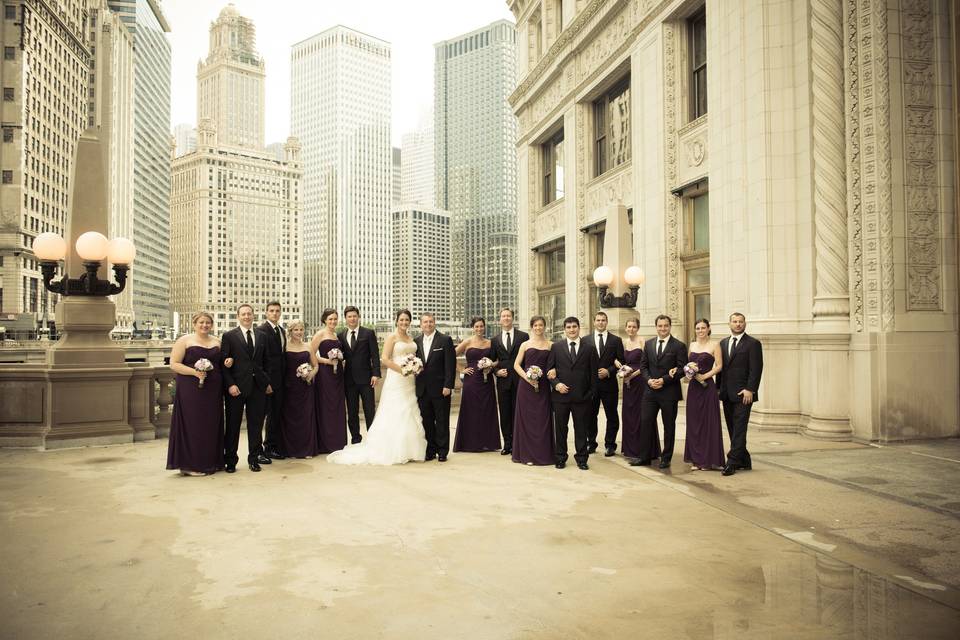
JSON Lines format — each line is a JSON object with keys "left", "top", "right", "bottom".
{"left": 509, "top": 0, "right": 958, "bottom": 442}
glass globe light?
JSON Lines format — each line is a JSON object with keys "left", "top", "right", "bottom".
{"left": 593, "top": 265, "right": 614, "bottom": 288}
{"left": 624, "top": 265, "right": 645, "bottom": 286}
{"left": 107, "top": 237, "right": 136, "bottom": 264}
{"left": 32, "top": 233, "right": 67, "bottom": 261}
{"left": 75, "top": 231, "right": 109, "bottom": 261}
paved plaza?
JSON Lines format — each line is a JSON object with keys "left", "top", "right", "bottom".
{"left": 1, "top": 426, "right": 959, "bottom": 639}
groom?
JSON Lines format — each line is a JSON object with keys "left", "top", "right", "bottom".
{"left": 414, "top": 313, "right": 456, "bottom": 462}
{"left": 338, "top": 305, "right": 381, "bottom": 444}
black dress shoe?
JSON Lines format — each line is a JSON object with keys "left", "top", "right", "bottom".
{"left": 722, "top": 463, "right": 737, "bottom": 476}
{"left": 658, "top": 459, "right": 671, "bottom": 469}
{"left": 500, "top": 448, "right": 512, "bottom": 456}
{"left": 248, "top": 461, "right": 261, "bottom": 472}
{"left": 256, "top": 454, "right": 272, "bottom": 465}
{"left": 264, "top": 448, "right": 286, "bottom": 460}
{"left": 555, "top": 461, "right": 566, "bottom": 469}
{"left": 224, "top": 464, "right": 237, "bottom": 473}
{"left": 577, "top": 462, "right": 589, "bottom": 470}
{"left": 587, "top": 443, "right": 599, "bottom": 454}
{"left": 740, "top": 461, "right": 752, "bottom": 471}
{"left": 437, "top": 455, "right": 447, "bottom": 462}
{"left": 604, "top": 446, "right": 616, "bottom": 457}
{"left": 629, "top": 459, "right": 651, "bottom": 467}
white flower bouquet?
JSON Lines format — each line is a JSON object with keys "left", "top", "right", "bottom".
{"left": 327, "top": 348, "right": 344, "bottom": 373}
{"left": 194, "top": 358, "right": 214, "bottom": 388}
{"left": 525, "top": 365, "right": 543, "bottom": 392}
{"left": 296, "top": 362, "right": 313, "bottom": 384}
{"left": 400, "top": 354, "right": 424, "bottom": 377}
{"left": 684, "top": 361, "right": 707, "bottom": 387}
{"left": 477, "top": 356, "right": 494, "bottom": 382}
{"left": 614, "top": 359, "right": 634, "bottom": 388}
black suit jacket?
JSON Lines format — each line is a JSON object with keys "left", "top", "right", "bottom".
{"left": 490, "top": 328, "right": 529, "bottom": 391}
{"left": 221, "top": 326, "right": 271, "bottom": 396}
{"left": 717, "top": 333, "right": 763, "bottom": 402}
{"left": 414, "top": 332, "right": 457, "bottom": 398}
{"left": 546, "top": 339, "right": 599, "bottom": 405}
{"left": 338, "top": 326, "right": 381, "bottom": 386}
{"left": 582, "top": 332, "right": 625, "bottom": 396}
{"left": 258, "top": 321, "right": 285, "bottom": 387}
{"left": 639, "top": 335, "right": 687, "bottom": 403}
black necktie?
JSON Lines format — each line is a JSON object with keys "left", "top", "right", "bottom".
{"left": 657, "top": 339, "right": 664, "bottom": 358}
{"left": 599, "top": 333, "right": 605, "bottom": 354}
{"left": 730, "top": 336, "right": 738, "bottom": 356}
{"left": 246, "top": 329, "right": 254, "bottom": 355}
{"left": 275, "top": 325, "right": 282, "bottom": 347}
{"left": 350, "top": 330, "right": 356, "bottom": 349}
{"left": 505, "top": 332, "right": 512, "bottom": 353}
{"left": 569, "top": 341, "right": 577, "bottom": 360}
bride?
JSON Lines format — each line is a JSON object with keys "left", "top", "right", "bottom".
{"left": 327, "top": 309, "right": 427, "bottom": 465}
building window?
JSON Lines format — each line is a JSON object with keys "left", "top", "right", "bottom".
{"left": 4, "top": 6, "right": 16, "bottom": 20}
{"left": 689, "top": 8, "right": 707, "bottom": 119}
{"left": 2, "top": 128, "right": 12, "bottom": 142}
{"left": 537, "top": 242, "right": 566, "bottom": 339}
{"left": 586, "top": 226, "right": 605, "bottom": 323}
{"left": 2, "top": 170, "right": 12, "bottom": 183}
{"left": 3, "top": 87, "right": 13, "bottom": 101}
{"left": 541, "top": 128, "right": 564, "bottom": 205}
{"left": 593, "top": 78, "right": 631, "bottom": 177}
{"left": 3, "top": 46, "right": 13, "bottom": 60}
{"left": 680, "top": 181, "right": 709, "bottom": 343}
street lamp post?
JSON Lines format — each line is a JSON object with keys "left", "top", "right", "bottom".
{"left": 33, "top": 231, "right": 135, "bottom": 297}
{"left": 593, "top": 265, "right": 646, "bottom": 309}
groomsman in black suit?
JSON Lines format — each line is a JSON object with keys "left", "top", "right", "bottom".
{"left": 635, "top": 315, "right": 687, "bottom": 469}
{"left": 582, "top": 311, "right": 625, "bottom": 457}
{"left": 718, "top": 312, "right": 764, "bottom": 476}
{"left": 259, "top": 301, "right": 286, "bottom": 459}
{"left": 221, "top": 303, "right": 274, "bottom": 472}
{"left": 414, "top": 313, "right": 457, "bottom": 462}
{"left": 546, "top": 316, "right": 599, "bottom": 470}
{"left": 491, "top": 307, "right": 529, "bottom": 455}
{"left": 338, "top": 305, "right": 381, "bottom": 444}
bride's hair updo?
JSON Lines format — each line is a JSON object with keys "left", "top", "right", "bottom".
{"left": 395, "top": 309, "right": 412, "bottom": 324}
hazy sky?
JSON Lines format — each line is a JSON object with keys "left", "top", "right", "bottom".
{"left": 163, "top": 0, "right": 515, "bottom": 146}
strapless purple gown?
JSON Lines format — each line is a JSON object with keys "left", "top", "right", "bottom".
{"left": 453, "top": 346, "right": 502, "bottom": 452}
{"left": 315, "top": 338, "right": 348, "bottom": 453}
{"left": 282, "top": 351, "right": 320, "bottom": 457}
{"left": 511, "top": 348, "right": 554, "bottom": 465}
{"left": 683, "top": 351, "right": 725, "bottom": 468}
{"left": 621, "top": 347, "right": 660, "bottom": 460}
{"left": 166, "top": 345, "right": 224, "bottom": 473}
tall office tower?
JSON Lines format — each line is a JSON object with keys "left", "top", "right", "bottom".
{"left": 0, "top": 1, "right": 90, "bottom": 332}
{"left": 435, "top": 20, "right": 518, "bottom": 325}
{"left": 169, "top": 6, "right": 302, "bottom": 333}
{"left": 265, "top": 142, "right": 285, "bottom": 162}
{"left": 291, "top": 26, "right": 392, "bottom": 326}
{"left": 107, "top": 0, "right": 172, "bottom": 329}
{"left": 172, "top": 123, "right": 197, "bottom": 158}
{"left": 391, "top": 206, "right": 450, "bottom": 323}
{"left": 89, "top": 1, "right": 136, "bottom": 330}
{"left": 400, "top": 120, "right": 434, "bottom": 207}
{"left": 392, "top": 147, "right": 402, "bottom": 206}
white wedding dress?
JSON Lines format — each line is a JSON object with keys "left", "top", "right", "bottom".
{"left": 327, "top": 339, "right": 427, "bottom": 465}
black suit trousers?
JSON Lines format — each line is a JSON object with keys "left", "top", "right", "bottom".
{"left": 419, "top": 394, "right": 451, "bottom": 457}
{"left": 497, "top": 384, "right": 517, "bottom": 449}
{"left": 589, "top": 390, "right": 620, "bottom": 448}
{"left": 345, "top": 381, "right": 377, "bottom": 442}
{"left": 553, "top": 401, "right": 590, "bottom": 464}
{"left": 640, "top": 393, "right": 678, "bottom": 462}
{"left": 722, "top": 399, "right": 752, "bottom": 466}
{"left": 263, "top": 385, "right": 284, "bottom": 451}
{"left": 224, "top": 389, "right": 266, "bottom": 464}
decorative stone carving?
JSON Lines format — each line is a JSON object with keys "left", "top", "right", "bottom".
{"left": 900, "top": 0, "right": 942, "bottom": 311}
{"left": 845, "top": 0, "right": 863, "bottom": 331}
{"left": 662, "top": 23, "right": 681, "bottom": 320}
{"left": 811, "top": 0, "right": 850, "bottom": 318}
{"left": 677, "top": 114, "right": 708, "bottom": 185}
{"left": 585, "top": 164, "right": 633, "bottom": 226}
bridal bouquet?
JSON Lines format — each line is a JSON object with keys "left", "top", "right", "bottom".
{"left": 525, "top": 365, "right": 543, "bottom": 392}
{"left": 327, "top": 348, "right": 344, "bottom": 373}
{"left": 400, "top": 354, "right": 424, "bottom": 377}
{"left": 477, "top": 356, "right": 494, "bottom": 382}
{"left": 194, "top": 358, "right": 214, "bottom": 388}
{"left": 614, "top": 359, "right": 634, "bottom": 388}
{"left": 296, "top": 363, "right": 313, "bottom": 384}
{"left": 684, "top": 361, "right": 708, "bottom": 387}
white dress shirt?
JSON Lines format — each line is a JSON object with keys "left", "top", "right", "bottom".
{"left": 238, "top": 324, "right": 256, "bottom": 348}
{"left": 502, "top": 329, "right": 514, "bottom": 351}
{"left": 728, "top": 332, "right": 745, "bottom": 357}
{"left": 422, "top": 331, "right": 435, "bottom": 359}
{"left": 594, "top": 331, "right": 608, "bottom": 356}
{"left": 266, "top": 320, "right": 284, "bottom": 349}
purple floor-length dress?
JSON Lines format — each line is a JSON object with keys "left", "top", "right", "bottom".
{"left": 315, "top": 338, "right": 348, "bottom": 454}
{"left": 453, "top": 346, "right": 502, "bottom": 452}
{"left": 511, "top": 348, "right": 554, "bottom": 465}
{"left": 621, "top": 347, "right": 660, "bottom": 460}
{"left": 166, "top": 345, "right": 225, "bottom": 473}
{"left": 282, "top": 351, "right": 320, "bottom": 458}
{"left": 683, "top": 351, "right": 725, "bottom": 468}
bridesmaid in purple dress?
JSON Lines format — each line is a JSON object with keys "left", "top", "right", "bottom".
{"left": 166, "top": 311, "right": 225, "bottom": 475}
{"left": 511, "top": 315, "right": 554, "bottom": 465}
{"left": 683, "top": 318, "right": 725, "bottom": 470}
{"left": 619, "top": 317, "right": 661, "bottom": 461}
{"left": 453, "top": 317, "right": 501, "bottom": 452}
{"left": 311, "top": 308, "right": 348, "bottom": 454}
{"left": 281, "top": 320, "right": 320, "bottom": 458}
